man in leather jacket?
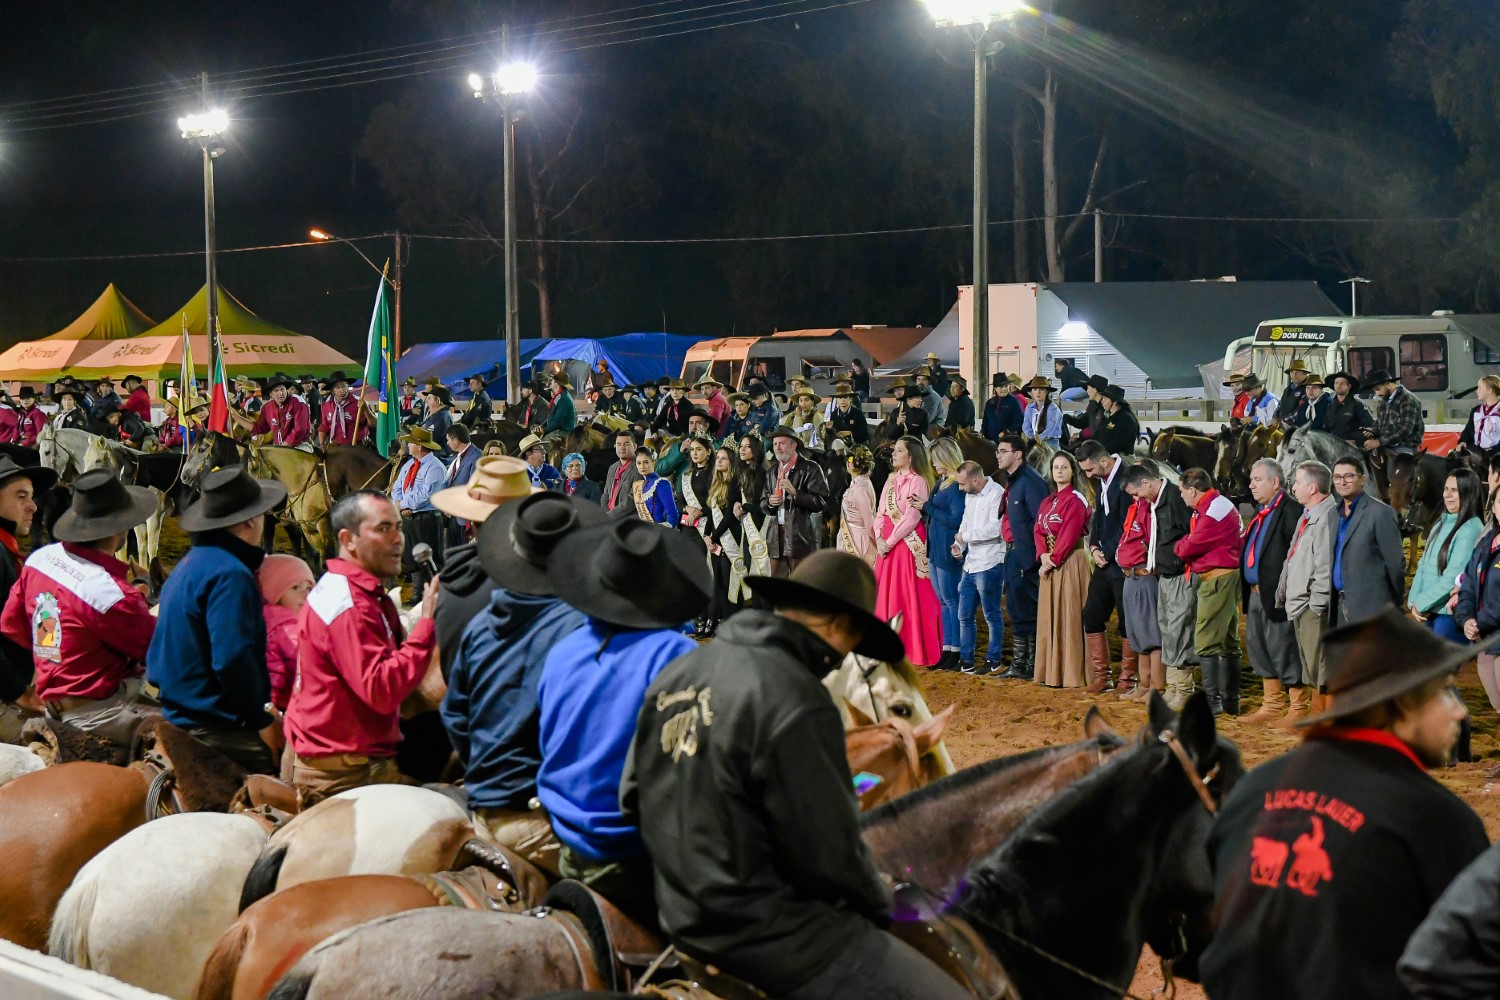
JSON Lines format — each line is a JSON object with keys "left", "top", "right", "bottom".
{"left": 760, "top": 427, "right": 828, "bottom": 577}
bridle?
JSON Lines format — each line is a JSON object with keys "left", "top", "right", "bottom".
{"left": 1157, "top": 729, "right": 1220, "bottom": 816}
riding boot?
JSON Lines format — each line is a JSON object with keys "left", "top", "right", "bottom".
{"left": 1239, "top": 678, "right": 1287, "bottom": 726}
{"left": 1163, "top": 667, "right": 1190, "bottom": 712}
{"left": 1023, "top": 635, "right": 1038, "bottom": 679}
{"left": 1112, "top": 639, "right": 1140, "bottom": 697}
{"left": 1084, "top": 633, "right": 1112, "bottom": 694}
{"left": 1223, "top": 656, "right": 1242, "bottom": 716}
{"left": 996, "top": 633, "right": 1031, "bottom": 679}
{"left": 1200, "top": 656, "right": 1225, "bottom": 716}
{"left": 1276, "top": 685, "right": 1310, "bottom": 730}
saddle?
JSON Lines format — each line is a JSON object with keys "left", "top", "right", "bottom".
{"left": 448, "top": 837, "right": 551, "bottom": 911}
{"left": 22, "top": 714, "right": 147, "bottom": 767}
{"left": 540, "top": 879, "right": 669, "bottom": 993}
{"left": 131, "top": 720, "right": 248, "bottom": 816}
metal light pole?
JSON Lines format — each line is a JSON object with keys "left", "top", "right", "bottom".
{"left": 926, "top": 1, "right": 1026, "bottom": 397}
{"left": 310, "top": 228, "right": 404, "bottom": 357}
{"left": 1340, "top": 276, "right": 1372, "bottom": 317}
{"left": 178, "top": 74, "right": 229, "bottom": 368}
{"left": 470, "top": 53, "right": 538, "bottom": 406}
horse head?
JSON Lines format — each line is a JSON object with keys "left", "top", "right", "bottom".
{"left": 1149, "top": 429, "right": 1173, "bottom": 463}
{"left": 81, "top": 433, "right": 115, "bottom": 474}
{"left": 844, "top": 706, "right": 956, "bottom": 810}
{"left": 35, "top": 422, "right": 57, "bottom": 470}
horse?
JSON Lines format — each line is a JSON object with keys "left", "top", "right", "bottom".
{"left": 84, "top": 435, "right": 184, "bottom": 565}
{"left": 1213, "top": 424, "right": 1251, "bottom": 503}
{"left": 0, "top": 743, "right": 45, "bottom": 786}
{"left": 48, "top": 812, "right": 271, "bottom": 1000}
{"left": 1279, "top": 427, "right": 1363, "bottom": 478}
{"left": 0, "top": 440, "right": 68, "bottom": 545}
{"left": 928, "top": 426, "right": 1001, "bottom": 477}
{"left": 1384, "top": 449, "right": 1449, "bottom": 574}
{"left": 825, "top": 631, "right": 956, "bottom": 777}
{"left": 263, "top": 695, "right": 1237, "bottom": 1000}
{"left": 1150, "top": 425, "right": 1217, "bottom": 472}
{"left": 322, "top": 445, "right": 396, "bottom": 499}
{"left": 246, "top": 445, "right": 333, "bottom": 565}
{"left": 36, "top": 424, "right": 99, "bottom": 485}
{"left": 844, "top": 706, "right": 954, "bottom": 810}
{"left": 0, "top": 762, "right": 150, "bottom": 950}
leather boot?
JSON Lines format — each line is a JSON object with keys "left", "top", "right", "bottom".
{"left": 1084, "top": 633, "right": 1112, "bottom": 694}
{"left": 1276, "top": 685, "right": 1310, "bottom": 730}
{"left": 1112, "top": 639, "right": 1140, "bottom": 696}
{"left": 1309, "top": 691, "right": 1328, "bottom": 716}
{"left": 1021, "top": 635, "right": 1037, "bottom": 679}
{"left": 1151, "top": 654, "right": 1168, "bottom": 697}
{"left": 1126, "top": 651, "right": 1160, "bottom": 701}
{"left": 1200, "top": 656, "right": 1225, "bottom": 716}
{"left": 1163, "top": 667, "right": 1190, "bottom": 711}
{"left": 1222, "top": 657, "right": 1242, "bottom": 716}
{"left": 998, "top": 633, "right": 1032, "bottom": 680}
{"left": 1239, "top": 678, "right": 1287, "bottom": 725}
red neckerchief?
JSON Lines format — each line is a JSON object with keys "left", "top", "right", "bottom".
{"left": 0, "top": 525, "right": 19, "bottom": 573}
{"left": 1305, "top": 726, "right": 1426, "bottom": 771}
{"left": 1288, "top": 505, "right": 1317, "bottom": 557}
{"left": 402, "top": 457, "right": 421, "bottom": 492}
{"left": 608, "top": 462, "right": 629, "bottom": 509}
{"left": 1242, "top": 491, "right": 1285, "bottom": 568}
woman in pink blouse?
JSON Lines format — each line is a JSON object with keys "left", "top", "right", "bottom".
{"left": 874, "top": 436, "right": 944, "bottom": 666}
{"left": 256, "top": 554, "right": 315, "bottom": 711}
{"left": 839, "top": 446, "right": 878, "bottom": 568}
{"left": 1033, "top": 451, "right": 1093, "bottom": 687}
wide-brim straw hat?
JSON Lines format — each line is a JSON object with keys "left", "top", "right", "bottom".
{"left": 478, "top": 491, "right": 607, "bottom": 596}
{"left": 517, "top": 434, "right": 546, "bottom": 456}
{"left": 1296, "top": 607, "right": 1478, "bottom": 728}
{"left": 177, "top": 465, "right": 287, "bottom": 533}
{"left": 1285, "top": 359, "right": 1310, "bottom": 374}
{"left": 431, "top": 455, "right": 539, "bottom": 522}
{"left": 548, "top": 518, "right": 711, "bottom": 628}
{"left": 747, "top": 550, "right": 904, "bottom": 661}
{"left": 1301, "top": 373, "right": 1326, "bottom": 388}
{"left": 790, "top": 390, "right": 820, "bottom": 406}
{"left": 1026, "top": 375, "right": 1054, "bottom": 392}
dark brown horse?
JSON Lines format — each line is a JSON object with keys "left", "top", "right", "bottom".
{"left": 322, "top": 445, "right": 396, "bottom": 499}
{"left": 1150, "top": 425, "right": 1217, "bottom": 472}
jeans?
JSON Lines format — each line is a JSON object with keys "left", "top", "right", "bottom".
{"left": 930, "top": 563, "right": 962, "bottom": 650}
{"left": 1005, "top": 557, "right": 1039, "bottom": 636}
{"left": 959, "top": 564, "right": 1006, "bottom": 662}
{"left": 1059, "top": 386, "right": 1089, "bottom": 402}
{"left": 1428, "top": 612, "right": 1466, "bottom": 644}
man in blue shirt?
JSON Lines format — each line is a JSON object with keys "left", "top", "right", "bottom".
{"left": 994, "top": 434, "right": 1049, "bottom": 680}
{"left": 517, "top": 434, "right": 562, "bottom": 492}
{"left": 392, "top": 425, "right": 448, "bottom": 587}
{"left": 539, "top": 517, "right": 711, "bottom": 922}
{"left": 147, "top": 465, "right": 287, "bottom": 772}
{"left": 1328, "top": 457, "right": 1405, "bottom": 624}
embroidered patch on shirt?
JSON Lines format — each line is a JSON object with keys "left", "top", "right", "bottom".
{"left": 31, "top": 592, "right": 62, "bottom": 661}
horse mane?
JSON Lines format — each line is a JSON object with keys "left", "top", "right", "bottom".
{"left": 859, "top": 734, "right": 1121, "bottom": 830}
{"left": 1157, "top": 425, "right": 1210, "bottom": 439}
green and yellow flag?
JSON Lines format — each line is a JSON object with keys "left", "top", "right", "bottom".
{"left": 362, "top": 264, "right": 400, "bottom": 457}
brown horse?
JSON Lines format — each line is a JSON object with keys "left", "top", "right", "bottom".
{"left": 322, "top": 445, "right": 395, "bottom": 499}
{"left": 844, "top": 706, "right": 955, "bottom": 810}
{"left": 0, "top": 762, "right": 149, "bottom": 950}
{"left": 928, "top": 426, "right": 1000, "bottom": 476}
{"left": 1150, "top": 425, "right": 1217, "bottom": 472}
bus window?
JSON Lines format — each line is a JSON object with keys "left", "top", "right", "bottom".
{"left": 750, "top": 357, "right": 786, "bottom": 391}
{"left": 1348, "top": 347, "right": 1395, "bottom": 391}
{"left": 1399, "top": 335, "right": 1447, "bottom": 392}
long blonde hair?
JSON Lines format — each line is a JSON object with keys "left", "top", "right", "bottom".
{"left": 929, "top": 438, "right": 964, "bottom": 487}
{"left": 709, "top": 447, "right": 739, "bottom": 508}
{"left": 897, "top": 435, "right": 936, "bottom": 491}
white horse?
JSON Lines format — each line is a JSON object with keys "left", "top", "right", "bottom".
{"left": 36, "top": 424, "right": 99, "bottom": 484}
{"left": 48, "top": 812, "right": 269, "bottom": 1000}
{"left": 0, "top": 744, "right": 45, "bottom": 787}
{"left": 84, "top": 435, "right": 169, "bottom": 565}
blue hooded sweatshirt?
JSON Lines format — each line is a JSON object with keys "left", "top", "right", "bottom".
{"left": 442, "top": 587, "right": 585, "bottom": 810}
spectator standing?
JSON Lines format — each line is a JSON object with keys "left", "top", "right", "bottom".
{"left": 419, "top": 385, "right": 454, "bottom": 459}
{"left": 873, "top": 436, "right": 943, "bottom": 667}
{"left": 256, "top": 554, "right": 315, "bottom": 712}
{"left": 392, "top": 426, "right": 448, "bottom": 586}
{"left": 1328, "top": 457, "right": 1405, "bottom": 624}
{"left": 1174, "top": 467, "right": 1244, "bottom": 716}
{"left": 849, "top": 357, "right": 871, "bottom": 402}
{"left": 652, "top": 379, "right": 693, "bottom": 436}
{"left": 697, "top": 376, "right": 729, "bottom": 435}
{"left": 994, "top": 434, "right": 1047, "bottom": 679}
{"left": 702, "top": 445, "right": 749, "bottom": 632}
{"left": 1021, "top": 376, "right": 1063, "bottom": 449}
{"left": 1033, "top": 451, "right": 1092, "bottom": 688}
{"left": 1454, "top": 486, "right": 1500, "bottom": 719}
{"left": 1362, "top": 368, "right": 1425, "bottom": 455}
{"left": 1277, "top": 460, "right": 1338, "bottom": 716}
{"left": 953, "top": 461, "right": 1007, "bottom": 676}
{"left": 838, "top": 446, "right": 878, "bottom": 568}
{"left": 982, "top": 373, "right": 1024, "bottom": 443}
{"left": 761, "top": 427, "right": 828, "bottom": 577}
{"left": 601, "top": 428, "right": 643, "bottom": 515}
{"left": 925, "top": 438, "right": 968, "bottom": 671}
{"left": 912, "top": 372, "right": 945, "bottom": 426}
{"left": 921, "top": 352, "right": 951, "bottom": 397}
{"left": 1121, "top": 462, "right": 1195, "bottom": 709}
{"left": 827, "top": 387, "right": 869, "bottom": 445}
{"left": 1237, "top": 459, "right": 1307, "bottom": 728}
{"left": 787, "top": 391, "right": 825, "bottom": 449}
{"left": 720, "top": 393, "right": 753, "bottom": 444}
{"left": 1076, "top": 442, "right": 1134, "bottom": 695}
{"left": 1410, "top": 470, "right": 1484, "bottom": 645}
{"left": 736, "top": 436, "right": 773, "bottom": 582}
{"left": 745, "top": 383, "right": 780, "bottom": 436}
{"left": 1113, "top": 464, "right": 1163, "bottom": 702}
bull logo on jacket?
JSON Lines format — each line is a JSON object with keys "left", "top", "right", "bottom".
{"left": 30, "top": 592, "right": 61, "bottom": 660}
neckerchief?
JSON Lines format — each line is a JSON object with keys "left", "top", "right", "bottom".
{"left": 1305, "top": 726, "right": 1426, "bottom": 772}
{"left": 1243, "top": 491, "right": 1285, "bottom": 568}
{"left": 1477, "top": 400, "right": 1500, "bottom": 449}
{"left": 402, "top": 457, "right": 421, "bottom": 492}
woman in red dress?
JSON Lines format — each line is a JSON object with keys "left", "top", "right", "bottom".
{"left": 1034, "top": 451, "right": 1093, "bottom": 688}
{"left": 874, "top": 436, "right": 944, "bottom": 666}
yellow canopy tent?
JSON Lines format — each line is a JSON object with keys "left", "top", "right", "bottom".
{"left": 68, "top": 285, "right": 358, "bottom": 380}
{"left": 0, "top": 284, "right": 156, "bottom": 383}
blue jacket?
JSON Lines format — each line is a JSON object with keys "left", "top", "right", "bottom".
{"left": 636, "top": 474, "right": 679, "bottom": 525}
{"left": 747, "top": 402, "right": 780, "bottom": 436}
{"left": 982, "top": 393, "right": 1024, "bottom": 443}
{"left": 146, "top": 532, "right": 271, "bottom": 731}
{"left": 537, "top": 620, "right": 695, "bottom": 862}
{"left": 443, "top": 588, "right": 585, "bottom": 810}
{"left": 445, "top": 444, "right": 481, "bottom": 491}
{"left": 1004, "top": 463, "right": 1049, "bottom": 571}
{"left": 927, "top": 481, "right": 967, "bottom": 575}
{"left": 1455, "top": 528, "right": 1500, "bottom": 639}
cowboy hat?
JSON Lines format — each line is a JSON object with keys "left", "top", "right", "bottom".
{"left": 694, "top": 375, "right": 723, "bottom": 389}
{"left": 1301, "top": 372, "right": 1326, "bottom": 387}
{"left": 1025, "top": 375, "right": 1054, "bottom": 392}
{"left": 548, "top": 517, "right": 711, "bottom": 629}
{"left": 431, "top": 455, "right": 538, "bottom": 522}
{"left": 401, "top": 376, "right": 418, "bottom": 387}
{"left": 747, "top": 550, "right": 904, "bottom": 661}
{"left": 831, "top": 388, "right": 856, "bottom": 399}
{"left": 619, "top": 384, "right": 639, "bottom": 394}
{"left": 325, "top": 370, "right": 351, "bottom": 387}
{"left": 1363, "top": 368, "right": 1398, "bottom": 387}
{"left": 17, "top": 387, "right": 36, "bottom": 400}
{"left": 51, "top": 386, "right": 83, "bottom": 405}
{"left": 949, "top": 374, "right": 968, "bottom": 387}
{"left": 746, "top": 382, "right": 770, "bottom": 398}
{"left": 1328, "top": 371, "right": 1360, "bottom": 392}
{"left": 426, "top": 385, "right": 453, "bottom": 407}
{"left": 688, "top": 407, "right": 713, "bottom": 423}
{"left": 887, "top": 378, "right": 910, "bottom": 393}
{"left": 264, "top": 374, "right": 294, "bottom": 391}
{"left": 790, "top": 390, "right": 820, "bottom": 406}
{"left": 550, "top": 372, "right": 574, "bottom": 390}
{"left": 53, "top": 470, "right": 156, "bottom": 543}
{"left": 401, "top": 426, "right": 446, "bottom": 452}
{"left": 925, "top": 352, "right": 942, "bottom": 363}
{"left": 727, "top": 392, "right": 751, "bottom": 405}
{"left": 1100, "top": 384, "right": 1126, "bottom": 404}
{"left": 177, "top": 465, "right": 288, "bottom": 533}
{"left": 479, "top": 490, "right": 607, "bottom": 596}
{"left": 0, "top": 456, "right": 57, "bottom": 497}
{"left": 785, "top": 374, "right": 811, "bottom": 386}
{"left": 1222, "top": 373, "right": 1245, "bottom": 387}
{"left": 991, "top": 372, "right": 1010, "bottom": 389}
{"left": 1084, "top": 374, "right": 1110, "bottom": 392}
{"left": 1285, "top": 359, "right": 1310, "bottom": 374}
{"left": 1296, "top": 607, "right": 1477, "bottom": 728}
{"left": 297, "top": 373, "right": 317, "bottom": 384}
{"left": 517, "top": 434, "right": 547, "bottom": 457}
{"left": 663, "top": 377, "right": 688, "bottom": 391}
{"left": 121, "top": 374, "right": 144, "bottom": 386}
{"left": 466, "top": 372, "right": 488, "bottom": 384}
{"left": 1238, "top": 374, "right": 1264, "bottom": 392}
{"left": 767, "top": 425, "right": 803, "bottom": 444}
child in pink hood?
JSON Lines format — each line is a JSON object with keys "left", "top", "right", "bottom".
{"left": 256, "top": 554, "right": 315, "bottom": 710}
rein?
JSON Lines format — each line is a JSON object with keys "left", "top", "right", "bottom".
{"left": 1157, "top": 729, "right": 1220, "bottom": 815}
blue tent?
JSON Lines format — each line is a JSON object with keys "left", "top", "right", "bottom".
{"left": 397, "top": 333, "right": 701, "bottom": 399}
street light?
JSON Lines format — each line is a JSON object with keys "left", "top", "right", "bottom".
{"left": 179, "top": 74, "right": 228, "bottom": 389}
{"left": 924, "top": 0, "right": 1027, "bottom": 400}
{"left": 470, "top": 59, "right": 539, "bottom": 407}
{"left": 309, "top": 228, "right": 405, "bottom": 357}
{"left": 1340, "top": 276, "right": 1372, "bottom": 317}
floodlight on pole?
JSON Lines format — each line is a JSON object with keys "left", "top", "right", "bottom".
{"left": 177, "top": 109, "right": 229, "bottom": 139}
{"left": 924, "top": 0, "right": 1027, "bottom": 27}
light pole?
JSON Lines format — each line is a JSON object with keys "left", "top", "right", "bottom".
{"left": 310, "top": 228, "right": 405, "bottom": 358}
{"left": 178, "top": 74, "right": 229, "bottom": 379}
{"left": 470, "top": 58, "right": 539, "bottom": 406}
{"left": 924, "top": 0, "right": 1027, "bottom": 398}
{"left": 1340, "top": 276, "right": 1372, "bottom": 317}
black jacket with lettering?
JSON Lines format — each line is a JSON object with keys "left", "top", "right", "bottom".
{"left": 1401, "top": 840, "right": 1500, "bottom": 998}
{"left": 1199, "top": 731, "right": 1487, "bottom": 1000}
{"left": 621, "top": 611, "right": 890, "bottom": 996}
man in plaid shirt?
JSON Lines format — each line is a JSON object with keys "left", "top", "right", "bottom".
{"left": 1361, "top": 369, "right": 1424, "bottom": 455}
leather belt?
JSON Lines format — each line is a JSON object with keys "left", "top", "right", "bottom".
{"left": 1123, "top": 566, "right": 1155, "bottom": 578}
{"left": 1197, "top": 567, "right": 1236, "bottom": 581}
{"left": 295, "top": 752, "right": 374, "bottom": 770}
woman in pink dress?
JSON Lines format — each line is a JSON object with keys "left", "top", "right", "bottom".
{"left": 874, "top": 436, "right": 944, "bottom": 666}
{"left": 839, "top": 445, "right": 878, "bottom": 568}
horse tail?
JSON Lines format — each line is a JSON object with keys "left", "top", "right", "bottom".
{"left": 192, "top": 917, "right": 250, "bottom": 1000}
{"left": 47, "top": 868, "right": 100, "bottom": 967}
{"left": 238, "top": 842, "right": 288, "bottom": 914}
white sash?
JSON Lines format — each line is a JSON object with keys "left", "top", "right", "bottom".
{"left": 710, "top": 504, "right": 751, "bottom": 604}
{"left": 680, "top": 470, "right": 707, "bottom": 530}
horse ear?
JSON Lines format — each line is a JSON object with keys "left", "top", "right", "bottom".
{"left": 845, "top": 700, "right": 877, "bottom": 729}
{"left": 913, "top": 704, "right": 955, "bottom": 755}
{"left": 1176, "top": 690, "right": 1218, "bottom": 764}
{"left": 1082, "top": 705, "right": 1117, "bottom": 740}
{"left": 1145, "top": 689, "right": 1175, "bottom": 738}
{"left": 887, "top": 611, "right": 904, "bottom": 635}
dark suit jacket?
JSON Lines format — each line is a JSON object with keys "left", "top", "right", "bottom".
{"left": 601, "top": 459, "right": 644, "bottom": 514}
{"left": 1003, "top": 463, "right": 1050, "bottom": 571}
{"left": 555, "top": 478, "right": 602, "bottom": 503}
{"left": 1327, "top": 492, "right": 1405, "bottom": 621}
{"left": 1239, "top": 492, "right": 1304, "bottom": 623}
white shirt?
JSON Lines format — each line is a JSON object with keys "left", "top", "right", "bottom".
{"left": 958, "top": 480, "right": 1007, "bottom": 574}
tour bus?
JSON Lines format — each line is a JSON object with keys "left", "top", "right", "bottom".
{"left": 1218, "top": 314, "right": 1500, "bottom": 420}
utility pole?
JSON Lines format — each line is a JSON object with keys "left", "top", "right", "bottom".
{"left": 1340, "top": 276, "right": 1372, "bottom": 317}
{"left": 1094, "top": 209, "right": 1103, "bottom": 283}
{"left": 969, "top": 22, "right": 990, "bottom": 397}
{"left": 500, "top": 23, "right": 523, "bottom": 406}
{"left": 392, "top": 232, "right": 405, "bottom": 360}
{"left": 199, "top": 72, "right": 220, "bottom": 356}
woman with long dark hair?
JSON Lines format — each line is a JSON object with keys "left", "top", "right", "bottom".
{"left": 703, "top": 446, "right": 748, "bottom": 634}
{"left": 733, "top": 435, "right": 772, "bottom": 582}
{"left": 873, "top": 435, "right": 944, "bottom": 666}
{"left": 1412, "top": 469, "right": 1485, "bottom": 643}
{"left": 1034, "top": 450, "right": 1092, "bottom": 687}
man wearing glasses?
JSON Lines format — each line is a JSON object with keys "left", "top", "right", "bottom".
{"left": 1327, "top": 458, "right": 1404, "bottom": 625}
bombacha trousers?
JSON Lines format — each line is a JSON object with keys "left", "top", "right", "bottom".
{"left": 1246, "top": 588, "right": 1301, "bottom": 685}
{"left": 1193, "top": 570, "right": 1241, "bottom": 658}
{"left": 1157, "top": 574, "right": 1198, "bottom": 667}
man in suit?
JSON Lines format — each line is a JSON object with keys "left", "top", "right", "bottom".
{"left": 1236, "top": 459, "right": 1306, "bottom": 727}
{"left": 601, "top": 428, "right": 644, "bottom": 515}
{"left": 1329, "top": 456, "right": 1405, "bottom": 624}
{"left": 994, "top": 434, "right": 1049, "bottom": 680}
{"left": 1076, "top": 441, "right": 1135, "bottom": 695}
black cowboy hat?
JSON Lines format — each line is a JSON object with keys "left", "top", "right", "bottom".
{"left": 427, "top": 385, "right": 453, "bottom": 406}
{"left": 178, "top": 464, "right": 289, "bottom": 533}
{"left": 478, "top": 491, "right": 606, "bottom": 596}
{"left": 619, "top": 384, "right": 638, "bottom": 394}
{"left": 0, "top": 456, "right": 57, "bottom": 497}
{"left": 1238, "top": 374, "right": 1264, "bottom": 392}
{"left": 17, "top": 386, "right": 36, "bottom": 400}
{"left": 1327, "top": 371, "right": 1360, "bottom": 392}
{"left": 991, "top": 372, "right": 1010, "bottom": 389}
{"left": 1362, "top": 368, "right": 1397, "bottom": 387}
{"left": 121, "top": 374, "right": 144, "bottom": 386}
{"left": 264, "top": 374, "right": 295, "bottom": 391}
{"left": 548, "top": 518, "right": 711, "bottom": 629}
{"left": 297, "top": 373, "right": 317, "bottom": 383}
{"left": 1100, "top": 384, "right": 1126, "bottom": 404}
{"left": 466, "top": 372, "right": 487, "bottom": 384}
{"left": 1085, "top": 374, "right": 1110, "bottom": 392}
{"left": 746, "top": 382, "right": 770, "bottom": 399}
{"left": 95, "top": 397, "right": 123, "bottom": 418}
{"left": 767, "top": 425, "right": 803, "bottom": 444}
{"left": 51, "top": 386, "right": 83, "bottom": 405}
{"left": 326, "top": 370, "right": 351, "bottom": 387}
{"left": 1296, "top": 607, "right": 1477, "bottom": 728}
{"left": 688, "top": 406, "right": 713, "bottom": 422}
{"left": 53, "top": 469, "right": 156, "bottom": 543}
{"left": 747, "top": 550, "right": 904, "bottom": 661}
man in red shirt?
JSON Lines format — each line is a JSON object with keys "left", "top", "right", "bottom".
{"left": 318, "top": 371, "right": 372, "bottom": 448}
{"left": 0, "top": 397, "right": 18, "bottom": 446}
{"left": 0, "top": 456, "right": 58, "bottom": 741}
{"left": 0, "top": 469, "right": 157, "bottom": 744}
{"left": 14, "top": 388, "right": 47, "bottom": 449}
{"left": 120, "top": 375, "right": 153, "bottom": 425}
{"left": 246, "top": 374, "right": 312, "bottom": 449}
{"left": 285, "top": 489, "right": 439, "bottom": 807}
{"left": 1175, "top": 466, "right": 1246, "bottom": 716}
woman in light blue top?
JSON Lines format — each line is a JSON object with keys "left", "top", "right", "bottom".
{"left": 1409, "top": 468, "right": 1485, "bottom": 644}
{"left": 1020, "top": 376, "right": 1063, "bottom": 449}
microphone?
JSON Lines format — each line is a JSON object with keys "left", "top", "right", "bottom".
{"left": 411, "top": 542, "right": 440, "bottom": 580}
